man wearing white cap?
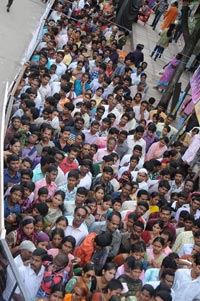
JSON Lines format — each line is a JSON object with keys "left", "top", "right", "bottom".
{"left": 3, "top": 240, "right": 36, "bottom": 301}
{"left": 132, "top": 168, "right": 149, "bottom": 191}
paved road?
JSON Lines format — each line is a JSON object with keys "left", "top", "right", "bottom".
{"left": 131, "top": 14, "right": 191, "bottom": 103}
{"left": 0, "top": 0, "right": 47, "bottom": 98}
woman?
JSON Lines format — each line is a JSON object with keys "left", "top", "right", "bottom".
{"left": 151, "top": 24, "right": 176, "bottom": 61}
{"left": 64, "top": 280, "right": 88, "bottom": 301}
{"left": 141, "top": 220, "right": 164, "bottom": 246}
{"left": 95, "top": 262, "right": 117, "bottom": 291}
{"left": 146, "top": 237, "right": 166, "bottom": 268}
{"left": 105, "top": 60, "right": 114, "bottom": 78}
{"left": 155, "top": 53, "right": 182, "bottom": 92}
{"left": 92, "top": 279, "right": 123, "bottom": 301}
{"left": 137, "top": 284, "right": 155, "bottom": 301}
{"left": 145, "top": 137, "right": 169, "bottom": 161}
{"left": 6, "top": 216, "right": 36, "bottom": 255}
{"left": 65, "top": 263, "right": 96, "bottom": 294}
{"left": 71, "top": 61, "right": 84, "bottom": 80}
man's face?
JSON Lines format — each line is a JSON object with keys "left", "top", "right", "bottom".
{"left": 74, "top": 120, "right": 84, "bottom": 130}
{"left": 122, "top": 184, "right": 132, "bottom": 196}
{"left": 136, "top": 205, "right": 147, "bottom": 217}
{"left": 102, "top": 171, "right": 113, "bottom": 182}
{"left": 184, "top": 181, "right": 194, "bottom": 192}
{"left": 54, "top": 153, "right": 64, "bottom": 166}
{"left": 191, "top": 199, "right": 200, "bottom": 211}
{"left": 68, "top": 151, "right": 77, "bottom": 162}
{"left": 162, "top": 275, "right": 174, "bottom": 289}
{"left": 8, "top": 160, "right": 20, "bottom": 172}
{"left": 91, "top": 124, "right": 99, "bottom": 135}
{"left": 73, "top": 208, "right": 87, "bottom": 227}
{"left": 20, "top": 249, "right": 32, "bottom": 262}
{"left": 175, "top": 173, "right": 183, "bottom": 184}
{"left": 107, "top": 215, "right": 121, "bottom": 232}
{"left": 133, "top": 149, "right": 142, "bottom": 157}
{"left": 137, "top": 172, "right": 147, "bottom": 183}
{"left": 160, "top": 210, "right": 171, "bottom": 223}
{"left": 165, "top": 116, "right": 174, "bottom": 125}
{"left": 134, "top": 131, "right": 143, "bottom": 140}
{"left": 61, "top": 130, "right": 70, "bottom": 141}
{"left": 31, "top": 255, "right": 42, "bottom": 273}
{"left": 42, "top": 129, "right": 52, "bottom": 142}
{"left": 107, "top": 140, "right": 116, "bottom": 152}
{"left": 76, "top": 193, "right": 86, "bottom": 206}
{"left": 158, "top": 186, "right": 169, "bottom": 196}
{"left": 12, "top": 118, "right": 21, "bottom": 129}
{"left": 132, "top": 225, "right": 143, "bottom": 238}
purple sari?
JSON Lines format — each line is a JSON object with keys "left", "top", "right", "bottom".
{"left": 157, "top": 57, "right": 180, "bottom": 89}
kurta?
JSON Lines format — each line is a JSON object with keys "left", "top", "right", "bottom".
{"left": 161, "top": 6, "right": 178, "bottom": 30}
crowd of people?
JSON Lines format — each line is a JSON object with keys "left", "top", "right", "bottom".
{"left": 2, "top": 0, "right": 200, "bottom": 301}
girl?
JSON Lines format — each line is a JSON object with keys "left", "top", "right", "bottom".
{"left": 146, "top": 237, "right": 166, "bottom": 268}
{"left": 148, "top": 192, "right": 161, "bottom": 214}
{"left": 94, "top": 194, "right": 112, "bottom": 221}
{"left": 45, "top": 190, "right": 65, "bottom": 226}
{"left": 65, "top": 263, "right": 95, "bottom": 294}
{"left": 6, "top": 216, "right": 36, "bottom": 256}
{"left": 105, "top": 60, "right": 114, "bottom": 78}
{"left": 93, "top": 186, "right": 105, "bottom": 205}
{"left": 34, "top": 215, "right": 45, "bottom": 233}
{"left": 142, "top": 220, "right": 164, "bottom": 246}
{"left": 118, "top": 260, "right": 143, "bottom": 300}
{"left": 145, "top": 137, "right": 169, "bottom": 161}
{"left": 49, "top": 228, "right": 65, "bottom": 249}
{"left": 95, "top": 262, "right": 117, "bottom": 291}
{"left": 36, "top": 231, "right": 50, "bottom": 250}
{"left": 36, "top": 283, "right": 65, "bottom": 301}
{"left": 132, "top": 93, "right": 142, "bottom": 107}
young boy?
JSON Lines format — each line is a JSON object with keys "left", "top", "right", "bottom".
{"left": 36, "top": 252, "right": 69, "bottom": 299}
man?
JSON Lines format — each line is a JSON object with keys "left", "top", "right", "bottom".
{"left": 64, "top": 206, "right": 89, "bottom": 246}
{"left": 53, "top": 126, "right": 71, "bottom": 153}
{"left": 148, "top": 206, "right": 176, "bottom": 237}
{"left": 83, "top": 121, "right": 100, "bottom": 144}
{"left": 126, "top": 125, "right": 146, "bottom": 158}
{"left": 94, "top": 137, "right": 117, "bottom": 163}
{"left": 68, "top": 117, "right": 84, "bottom": 144}
{"left": 175, "top": 193, "right": 200, "bottom": 221}
{"left": 4, "top": 116, "right": 22, "bottom": 147}
{"left": 4, "top": 154, "right": 21, "bottom": 191}
{"left": 21, "top": 131, "right": 39, "bottom": 163}
{"left": 3, "top": 240, "right": 36, "bottom": 301}
{"left": 91, "top": 211, "right": 122, "bottom": 258}
{"left": 131, "top": 44, "right": 144, "bottom": 67}
{"left": 78, "top": 159, "right": 92, "bottom": 190}
{"left": 59, "top": 147, "right": 79, "bottom": 175}
{"left": 13, "top": 248, "right": 46, "bottom": 301}
{"left": 91, "top": 166, "right": 114, "bottom": 195}
{"left": 35, "top": 124, "right": 55, "bottom": 157}
{"left": 112, "top": 182, "right": 133, "bottom": 203}
{"left": 116, "top": 130, "right": 129, "bottom": 159}
{"left": 120, "top": 144, "right": 143, "bottom": 169}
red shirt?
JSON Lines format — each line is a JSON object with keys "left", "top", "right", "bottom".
{"left": 59, "top": 158, "right": 78, "bottom": 175}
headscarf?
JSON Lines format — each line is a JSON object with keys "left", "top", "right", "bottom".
{"left": 16, "top": 216, "right": 36, "bottom": 246}
{"left": 118, "top": 171, "right": 132, "bottom": 184}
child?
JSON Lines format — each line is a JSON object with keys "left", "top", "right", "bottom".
{"left": 112, "top": 199, "right": 122, "bottom": 212}
{"left": 36, "top": 252, "right": 69, "bottom": 299}
{"left": 118, "top": 260, "right": 143, "bottom": 300}
{"left": 94, "top": 194, "right": 112, "bottom": 221}
{"left": 45, "top": 190, "right": 65, "bottom": 226}
{"left": 34, "top": 215, "right": 45, "bottom": 233}
{"left": 148, "top": 192, "right": 160, "bottom": 214}
{"left": 36, "top": 231, "right": 50, "bottom": 250}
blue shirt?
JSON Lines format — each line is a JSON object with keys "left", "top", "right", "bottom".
{"left": 4, "top": 198, "right": 21, "bottom": 218}
{"left": 4, "top": 169, "right": 21, "bottom": 190}
{"left": 74, "top": 80, "right": 91, "bottom": 96}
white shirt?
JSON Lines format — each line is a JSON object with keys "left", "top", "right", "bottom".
{"left": 119, "top": 154, "right": 144, "bottom": 170}
{"left": 178, "top": 243, "right": 194, "bottom": 257}
{"left": 3, "top": 255, "right": 24, "bottom": 301}
{"left": 50, "top": 60, "right": 67, "bottom": 80}
{"left": 173, "top": 269, "right": 192, "bottom": 292}
{"left": 126, "top": 135, "right": 146, "bottom": 158}
{"left": 174, "top": 277, "right": 200, "bottom": 301}
{"left": 175, "top": 205, "right": 200, "bottom": 221}
{"left": 15, "top": 265, "right": 44, "bottom": 301}
{"left": 77, "top": 173, "right": 92, "bottom": 190}
{"left": 64, "top": 216, "right": 88, "bottom": 246}
{"left": 133, "top": 105, "right": 149, "bottom": 121}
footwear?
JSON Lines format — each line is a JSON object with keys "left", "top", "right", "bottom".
{"left": 154, "top": 58, "right": 157, "bottom": 61}
{"left": 7, "top": 7, "right": 10, "bottom": 12}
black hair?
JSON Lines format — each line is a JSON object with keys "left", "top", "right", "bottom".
{"left": 51, "top": 228, "right": 65, "bottom": 241}
{"left": 62, "top": 235, "right": 76, "bottom": 250}
{"left": 94, "top": 231, "right": 112, "bottom": 247}
{"left": 38, "top": 187, "right": 48, "bottom": 196}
